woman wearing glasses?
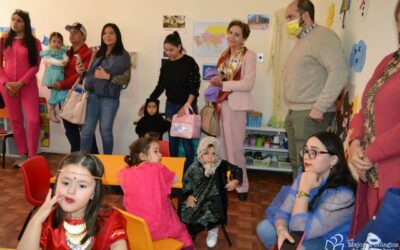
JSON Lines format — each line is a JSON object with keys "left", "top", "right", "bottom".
{"left": 0, "top": 9, "right": 42, "bottom": 166}
{"left": 256, "top": 131, "right": 356, "bottom": 249}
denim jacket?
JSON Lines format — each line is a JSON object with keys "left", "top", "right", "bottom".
{"left": 85, "top": 51, "right": 130, "bottom": 98}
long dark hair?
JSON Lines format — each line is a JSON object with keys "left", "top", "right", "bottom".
{"left": 52, "top": 152, "right": 105, "bottom": 244}
{"left": 164, "top": 31, "right": 185, "bottom": 53}
{"left": 125, "top": 137, "right": 158, "bottom": 166}
{"left": 4, "top": 9, "right": 38, "bottom": 66}
{"left": 95, "top": 23, "right": 125, "bottom": 58}
{"left": 307, "top": 131, "right": 357, "bottom": 210}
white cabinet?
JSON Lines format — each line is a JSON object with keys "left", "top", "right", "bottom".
{"left": 245, "top": 126, "right": 292, "bottom": 172}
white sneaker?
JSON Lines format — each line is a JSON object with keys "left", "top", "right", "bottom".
{"left": 206, "top": 227, "right": 219, "bottom": 248}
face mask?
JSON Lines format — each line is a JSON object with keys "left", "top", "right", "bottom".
{"left": 286, "top": 19, "right": 302, "bottom": 37}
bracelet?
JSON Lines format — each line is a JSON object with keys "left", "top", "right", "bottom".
{"left": 276, "top": 226, "right": 288, "bottom": 234}
{"left": 296, "top": 190, "right": 310, "bottom": 201}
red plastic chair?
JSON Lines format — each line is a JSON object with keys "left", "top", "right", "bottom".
{"left": 18, "top": 155, "right": 52, "bottom": 240}
{"left": 0, "top": 108, "right": 14, "bottom": 169}
{"left": 158, "top": 140, "right": 170, "bottom": 157}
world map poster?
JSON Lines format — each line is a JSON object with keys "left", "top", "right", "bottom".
{"left": 193, "top": 21, "right": 228, "bottom": 58}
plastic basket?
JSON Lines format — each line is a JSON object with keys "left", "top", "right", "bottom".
{"left": 247, "top": 111, "right": 262, "bottom": 127}
{"left": 253, "top": 158, "right": 271, "bottom": 167}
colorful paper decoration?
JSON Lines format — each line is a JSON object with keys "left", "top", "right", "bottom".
{"left": 326, "top": 3, "right": 335, "bottom": 28}
{"left": 42, "top": 36, "right": 49, "bottom": 46}
{"left": 340, "top": 0, "right": 351, "bottom": 28}
{"left": 359, "top": 0, "right": 369, "bottom": 21}
{"left": 349, "top": 40, "right": 367, "bottom": 73}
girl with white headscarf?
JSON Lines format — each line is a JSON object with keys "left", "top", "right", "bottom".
{"left": 181, "top": 136, "right": 243, "bottom": 247}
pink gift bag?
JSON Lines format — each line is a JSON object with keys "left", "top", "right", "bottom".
{"left": 170, "top": 106, "right": 201, "bottom": 139}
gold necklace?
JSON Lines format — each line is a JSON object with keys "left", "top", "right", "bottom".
{"left": 63, "top": 219, "right": 92, "bottom": 250}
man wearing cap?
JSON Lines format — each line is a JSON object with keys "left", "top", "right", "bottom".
{"left": 52, "top": 22, "right": 98, "bottom": 153}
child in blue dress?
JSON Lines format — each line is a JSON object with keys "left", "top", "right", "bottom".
{"left": 40, "top": 32, "right": 69, "bottom": 123}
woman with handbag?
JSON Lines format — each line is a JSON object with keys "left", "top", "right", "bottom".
{"left": 141, "top": 31, "right": 201, "bottom": 171}
{"left": 0, "top": 9, "right": 42, "bottom": 166}
{"left": 78, "top": 23, "right": 130, "bottom": 154}
{"left": 209, "top": 20, "right": 256, "bottom": 201}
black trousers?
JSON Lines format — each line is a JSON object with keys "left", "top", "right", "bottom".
{"left": 62, "top": 118, "right": 98, "bottom": 153}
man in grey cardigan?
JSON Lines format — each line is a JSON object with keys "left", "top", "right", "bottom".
{"left": 284, "top": 0, "right": 348, "bottom": 179}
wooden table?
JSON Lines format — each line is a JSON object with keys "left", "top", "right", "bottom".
{"left": 50, "top": 155, "right": 185, "bottom": 189}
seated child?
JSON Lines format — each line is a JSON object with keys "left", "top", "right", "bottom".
{"left": 135, "top": 98, "right": 170, "bottom": 140}
{"left": 40, "top": 32, "right": 69, "bottom": 123}
{"left": 181, "top": 136, "right": 243, "bottom": 248}
{"left": 256, "top": 131, "right": 357, "bottom": 250}
{"left": 117, "top": 137, "right": 194, "bottom": 249}
{"left": 17, "top": 152, "right": 128, "bottom": 250}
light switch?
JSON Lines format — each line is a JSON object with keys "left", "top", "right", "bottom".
{"left": 257, "top": 52, "right": 264, "bottom": 63}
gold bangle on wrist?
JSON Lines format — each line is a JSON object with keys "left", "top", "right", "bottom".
{"left": 296, "top": 190, "right": 310, "bottom": 201}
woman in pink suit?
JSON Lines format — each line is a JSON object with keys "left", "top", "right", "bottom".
{"left": 348, "top": 0, "right": 400, "bottom": 237}
{"left": 0, "top": 9, "right": 41, "bottom": 166}
{"left": 209, "top": 20, "right": 256, "bottom": 201}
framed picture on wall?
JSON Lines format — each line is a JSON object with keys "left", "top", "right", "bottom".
{"left": 247, "top": 14, "right": 270, "bottom": 30}
{"left": 163, "top": 15, "right": 186, "bottom": 30}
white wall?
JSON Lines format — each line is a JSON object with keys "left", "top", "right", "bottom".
{"left": 0, "top": 0, "right": 291, "bottom": 154}
{"left": 0, "top": 0, "right": 397, "bottom": 154}
{"left": 314, "top": 0, "right": 398, "bottom": 106}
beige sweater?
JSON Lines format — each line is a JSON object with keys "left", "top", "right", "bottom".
{"left": 283, "top": 26, "right": 348, "bottom": 113}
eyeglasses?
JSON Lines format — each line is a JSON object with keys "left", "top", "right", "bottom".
{"left": 299, "top": 148, "right": 330, "bottom": 159}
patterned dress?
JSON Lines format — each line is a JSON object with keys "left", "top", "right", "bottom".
{"left": 363, "top": 50, "right": 400, "bottom": 187}
{"left": 181, "top": 160, "right": 242, "bottom": 236}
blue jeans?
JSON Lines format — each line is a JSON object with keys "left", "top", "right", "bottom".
{"left": 257, "top": 219, "right": 277, "bottom": 249}
{"left": 165, "top": 101, "right": 197, "bottom": 171}
{"left": 81, "top": 93, "right": 119, "bottom": 154}
{"left": 257, "top": 219, "right": 326, "bottom": 249}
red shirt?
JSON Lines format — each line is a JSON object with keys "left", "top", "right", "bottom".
{"left": 58, "top": 44, "right": 92, "bottom": 90}
{"left": 40, "top": 208, "right": 128, "bottom": 250}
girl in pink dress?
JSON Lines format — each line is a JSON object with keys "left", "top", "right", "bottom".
{"left": 118, "top": 137, "right": 194, "bottom": 249}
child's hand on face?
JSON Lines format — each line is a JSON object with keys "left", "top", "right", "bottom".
{"left": 186, "top": 195, "right": 197, "bottom": 208}
{"left": 299, "top": 171, "right": 322, "bottom": 192}
{"left": 225, "top": 179, "right": 239, "bottom": 191}
{"left": 33, "top": 189, "right": 64, "bottom": 224}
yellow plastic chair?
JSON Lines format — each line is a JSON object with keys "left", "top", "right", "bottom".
{"left": 115, "top": 208, "right": 183, "bottom": 250}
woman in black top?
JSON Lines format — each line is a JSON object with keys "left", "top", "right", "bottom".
{"left": 143, "top": 31, "right": 201, "bottom": 170}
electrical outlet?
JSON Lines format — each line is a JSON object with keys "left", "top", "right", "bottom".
{"left": 257, "top": 52, "right": 264, "bottom": 63}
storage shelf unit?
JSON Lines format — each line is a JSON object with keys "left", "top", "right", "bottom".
{"left": 245, "top": 126, "right": 291, "bottom": 173}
